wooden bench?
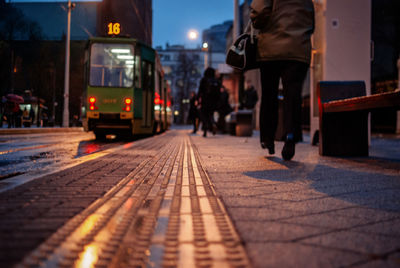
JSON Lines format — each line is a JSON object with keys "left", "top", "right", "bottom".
{"left": 318, "top": 81, "right": 400, "bottom": 156}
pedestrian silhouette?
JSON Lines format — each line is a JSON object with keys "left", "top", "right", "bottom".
{"left": 4, "top": 101, "right": 17, "bottom": 128}
{"left": 197, "top": 67, "right": 221, "bottom": 137}
{"left": 240, "top": 80, "right": 258, "bottom": 110}
{"left": 217, "top": 86, "right": 232, "bottom": 133}
{"left": 188, "top": 91, "right": 199, "bottom": 134}
{"left": 250, "top": 0, "right": 314, "bottom": 160}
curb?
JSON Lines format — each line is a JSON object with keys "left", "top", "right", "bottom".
{"left": 0, "top": 127, "right": 84, "bottom": 135}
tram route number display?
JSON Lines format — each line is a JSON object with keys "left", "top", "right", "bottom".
{"left": 108, "top": 23, "right": 121, "bottom": 35}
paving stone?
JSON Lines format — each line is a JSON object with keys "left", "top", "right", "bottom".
{"left": 279, "top": 213, "right": 379, "bottom": 230}
{"left": 219, "top": 196, "right": 285, "bottom": 208}
{"left": 351, "top": 259, "right": 400, "bottom": 268}
{"left": 300, "top": 230, "right": 400, "bottom": 255}
{"left": 245, "top": 242, "right": 365, "bottom": 268}
{"left": 348, "top": 218, "right": 400, "bottom": 237}
{"left": 228, "top": 207, "right": 306, "bottom": 222}
{"left": 319, "top": 207, "right": 400, "bottom": 221}
{"left": 234, "top": 220, "right": 330, "bottom": 242}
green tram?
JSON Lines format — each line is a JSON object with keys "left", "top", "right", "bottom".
{"left": 82, "top": 37, "right": 172, "bottom": 139}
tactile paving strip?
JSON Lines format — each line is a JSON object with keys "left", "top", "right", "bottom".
{"left": 18, "top": 132, "right": 251, "bottom": 267}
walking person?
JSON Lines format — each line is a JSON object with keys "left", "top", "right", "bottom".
{"left": 217, "top": 86, "right": 233, "bottom": 133}
{"left": 250, "top": 0, "right": 315, "bottom": 160}
{"left": 188, "top": 91, "right": 199, "bottom": 134}
{"left": 4, "top": 101, "right": 16, "bottom": 128}
{"left": 240, "top": 80, "right": 258, "bottom": 110}
{"left": 198, "top": 67, "right": 221, "bottom": 137}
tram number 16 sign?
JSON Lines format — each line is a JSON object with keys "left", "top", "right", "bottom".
{"left": 108, "top": 23, "right": 121, "bottom": 35}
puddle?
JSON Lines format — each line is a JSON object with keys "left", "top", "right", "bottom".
{"left": 30, "top": 151, "right": 54, "bottom": 160}
{"left": 0, "top": 159, "right": 24, "bottom": 167}
{"left": 0, "top": 171, "right": 25, "bottom": 181}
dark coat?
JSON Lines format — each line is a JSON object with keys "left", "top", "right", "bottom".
{"left": 218, "top": 90, "right": 233, "bottom": 116}
{"left": 250, "top": 0, "right": 315, "bottom": 64}
{"left": 188, "top": 95, "right": 198, "bottom": 120}
{"left": 241, "top": 86, "right": 258, "bottom": 109}
{"left": 198, "top": 77, "right": 221, "bottom": 112}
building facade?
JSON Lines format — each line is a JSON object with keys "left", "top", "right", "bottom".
{"left": 0, "top": 0, "right": 152, "bottom": 126}
{"left": 156, "top": 45, "right": 204, "bottom": 124}
{"left": 156, "top": 21, "right": 231, "bottom": 124}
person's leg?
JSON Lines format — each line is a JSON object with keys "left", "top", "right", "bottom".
{"left": 259, "top": 61, "right": 281, "bottom": 154}
{"left": 202, "top": 109, "right": 211, "bottom": 137}
{"left": 192, "top": 119, "right": 197, "bottom": 133}
{"left": 7, "top": 114, "right": 11, "bottom": 128}
{"left": 280, "top": 61, "right": 309, "bottom": 160}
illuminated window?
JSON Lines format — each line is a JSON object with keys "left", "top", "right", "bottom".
{"left": 89, "top": 43, "right": 134, "bottom": 88}
{"left": 134, "top": 55, "right": 141, "bottom": 88}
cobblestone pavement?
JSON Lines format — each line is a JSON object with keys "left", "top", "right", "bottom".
{"left": 1, "top": 129, "right": 399, "bottom": 267}
{"left": 190, "top": 130, "right": 400, "bottom": 268}
{"left": 2, "top": 130, "right": 249, "bottom": 267}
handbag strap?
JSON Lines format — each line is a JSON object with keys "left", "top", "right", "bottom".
{"left": 244, "top": 20, "right": 252, "bottom": 34}
{"left": 244, "top": 20, "right": 255, "bottom": 44}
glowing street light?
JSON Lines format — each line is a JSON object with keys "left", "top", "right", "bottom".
{"left": 187, "top": 29, "right": 199, "bottom": 40}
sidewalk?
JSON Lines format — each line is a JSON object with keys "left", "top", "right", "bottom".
{"left": 189, "top": 130, "right": 400, "bottom": 267}
{"left": 1, "top": 128, "right": 399, "bottom": 267}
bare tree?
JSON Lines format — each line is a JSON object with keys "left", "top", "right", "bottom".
{"left": 0, "top": 2, "right": 43, "bottom": 94}
{"left": 174, "top": 51, "right": 201, "bottom": 123}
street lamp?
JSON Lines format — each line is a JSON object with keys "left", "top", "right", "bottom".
{"left": 202, "top": 41, "right": 213, "bottom": 69}
{"left": 187, "top": 29, "right": 199, "bottom": 41}
{"left": 202, "top": 42, "right": 209, "bottom": 69}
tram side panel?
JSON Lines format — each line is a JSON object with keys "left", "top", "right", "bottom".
{"left": 131, "top": 46, "right": 155, "bottom": 135}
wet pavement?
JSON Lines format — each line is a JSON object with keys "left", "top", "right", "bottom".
{"left": 0, "top": 130, "right": 128, "bottom": 192}
{"left": 0, "top": 127, "right": 399, "bottom": 267}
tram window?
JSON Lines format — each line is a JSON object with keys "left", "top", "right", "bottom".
{"left": 89, "top": 43, "right": 134, "bottom": 88}
{"left": 142, "top": 61, "right": 153, "bottom": 91}
{"left": 134, "top": 55, "right": 141, "bottom": 88}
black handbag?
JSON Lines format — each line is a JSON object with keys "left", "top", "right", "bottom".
{"left": 226, "top": 21, "right": 259, "bottom": 71}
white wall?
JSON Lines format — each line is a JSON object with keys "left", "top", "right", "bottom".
{"left": 324, "top": 0, "right": 371, "bottom": 94}
{"left": 310, "top": 0, "right": 372, "bottom": 142}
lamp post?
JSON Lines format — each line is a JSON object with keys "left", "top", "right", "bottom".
{"left": 233, "top": 0, "right": 240, "bottom": 40}
{"left": 62, "top": 0, "right": 72, "bottom": 127}
{"left": 397, "top": 57, "right": 400, "bottom": 134}
{"left": 202, "top": 42, "right": 209, "bottom": 69}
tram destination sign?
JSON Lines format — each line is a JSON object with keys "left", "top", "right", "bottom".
{"left": 107, "top": 22, "right": 121, "bottom": 36}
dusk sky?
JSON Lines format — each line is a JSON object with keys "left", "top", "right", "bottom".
{"left": 153, "top": 0, "right": 236, "bottom": 48}
{"left": 9, "top": 0, "right": 239, "bottom": 49}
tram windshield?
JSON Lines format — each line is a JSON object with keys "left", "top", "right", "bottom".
{"left": 89, "top": 43, "right": 135, "bottom": 88}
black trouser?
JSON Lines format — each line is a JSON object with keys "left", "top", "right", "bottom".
{"left": 201, "top": 107, "right": 214, "bottom": 135}
{"left": 259, "top": 60, "right": 309, "bottom": 144}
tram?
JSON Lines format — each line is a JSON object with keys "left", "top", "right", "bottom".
{"left": 82, "top": 36, "right": 172, "bottom": 139}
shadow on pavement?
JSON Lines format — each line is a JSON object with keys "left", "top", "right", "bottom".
{"left": 243, "top": 157, "right": 400, "bottom": 212}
